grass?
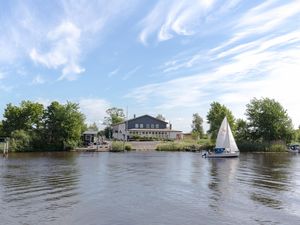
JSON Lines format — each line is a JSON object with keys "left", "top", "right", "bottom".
{"left": 237, "top": 141, "right": 287, "bottom": 152}
{"left": 156, "top": 139, "right": 214, "bottom": 152}
{"left": 111, "top": 141, "right": 132, "bottom": 152}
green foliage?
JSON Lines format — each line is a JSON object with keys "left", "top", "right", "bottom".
{"left": 191, "top": 113, "right": 204, "bottom": 139}
{"left": 1, "top": 101, "right": 86, "bottom": 151}
{"left": 293, "top": 128, "right": 300, "bottom": 142}
{"left": 111, "top": 141, "right": 132, "bottom": 152}
{"left": 156, "top": 141, "right": 214, "bottom": 152}
{"left": 88, "top": 122, "right": 99, "bottom": 131}
{"left": 9, "top": 130, "right": 32, "bottom": 152}
{"left": 237, "top": 141, "right": 287, "bottom": 152}
{"left": 2, "top": 101, "right": 44, "bottom": 135}
{"left": 207, "top": 102, "right": 235, "bottom": 140}
{"left": 43, "top": 101, "right": 86, "bottom": 150}
{"left": 235, "top": 119, "right": 250, "bottom": 142}
{"left": 246, "top": 98, "right": 294, "bottom": 143}
{"left": 104, "top": 107, "right": 125, "bottom": 126}
{"left": 103, "top": 127, "right": 113, "bottom": 139}
{"left": 0, "top": 122, "right": 4, "bottom": 136}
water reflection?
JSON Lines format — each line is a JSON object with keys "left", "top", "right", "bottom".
{"left": 0, "top": 152, "right": 80, "bottom": 224}
{"left": 244, "top": 153, "right": 292, "bottom": 209}
{"left": 0, "top": 152, "right": 299, "bottom": 225}
{"left": 207, "top": 158, "right": 239, "bottom": 210}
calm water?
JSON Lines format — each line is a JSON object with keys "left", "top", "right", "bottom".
{"left": 0, "top": 152, "right": 299, "bottom": 225}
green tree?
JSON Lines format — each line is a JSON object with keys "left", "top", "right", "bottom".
{"left": 246, "top": 97, "right": 294, "bottom": 143}
{"left": 88, "top": 122, "right": 99, "bottom": 131}
{"left": 2, "top": 101, "right": 44, "bottom": 135}
{"left": 43, "top": 101, "right": 86, "bottom": 150}
{"left": 104, "top": 107, "right": 125, "bottom": 126}
{"left": 294, "top": 128, "right": 300, "bottom": 143}
{"left": 9, "top": 130, "right": 32, "bottom": 152}
{"left": 191, "top": 113, "right": 204, "bottom": 139}
{"left": 235, "top": 119, "right": 249, "bottom": 142}
{"left": 0, "top": 122, "right": 4, "bottom": 136}
{"left": 156, "top": 114, "right": 166, "bottom": 121}
{"left": 207, "top": 102, "right": 235, "bottom": 140}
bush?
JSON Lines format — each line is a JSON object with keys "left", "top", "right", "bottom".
{"left": 111, "top": 141, "right": 132, "bottom": 152}
{"left": 156, "top": 141, "right": 213, "bottom": 152}
{"left": 237, "top": 141, "right": 287, "bottom": 152}
{"left": 9, "top": 130, "right": 32, "bottom": 152}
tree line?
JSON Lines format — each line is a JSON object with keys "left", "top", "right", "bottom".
{"left": 191, "top": 97, "right": 296, "bottom": 150}
{"left": 0, "top": 101, "right": 86, "bottom": 151}
{"left": 0, "top": 97, "right": 298, "bottom": 152}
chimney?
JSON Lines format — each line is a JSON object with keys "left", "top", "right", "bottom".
{"left": 134, "top": 114, "right": 136, "bottom": 119}
{"left": 170, "top": 123, "right": 172, "bottom": 130}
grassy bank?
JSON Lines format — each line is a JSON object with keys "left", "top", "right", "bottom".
{"left": 237, "top": 141, "right": 287, "bottom": 152}
{"left": 156, "top": 140, "right": 214, "bottom": 152}
{"left": 111, "top": 141, "right": 132, "bottom": 152}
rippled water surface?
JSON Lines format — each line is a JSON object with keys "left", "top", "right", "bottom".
{"left": 0, "top": 152, "right": 300, "bottom": 225}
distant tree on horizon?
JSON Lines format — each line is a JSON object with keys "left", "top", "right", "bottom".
{"left": 191, "top": 113, "right": 204, "bottom": 139}
{"left": 156, "top": 114, "right": 166, "bottom": 121}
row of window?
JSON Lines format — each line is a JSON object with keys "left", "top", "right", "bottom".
{"left": 129, "top": 131, "right": 168, "bottom": 135}
{"left": 135, "top": 123, "right": 159, "bottom": 129}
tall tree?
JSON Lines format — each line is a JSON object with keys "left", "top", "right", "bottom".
{"left": 207, "top": 102, "right": 235, "bottom": 140}
{"left": 246, "top": 98, "right": 294, "bottom": 143}
{"left": 104, "top": 107, "right": 125, "bottom": 126}
{"left": 2, "top": 101, "right": 44, "bottom": 136}
{"left": 156, "top": 114, "right": 166, "bottom": 121}
{"left": 235, "top": 119, "right": 249, "bottom": 142}
{"left": 191, "top": 113, "right": 204, "bottom": 139}
{"left": 43, "top": 101, "right": 86, "bottom": 150}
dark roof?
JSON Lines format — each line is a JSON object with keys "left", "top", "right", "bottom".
{"left": 112, "top": 114, "right": 168, "bottom": 126}
{"left": 128, "top": 114, "right": 168, "bottom": 123}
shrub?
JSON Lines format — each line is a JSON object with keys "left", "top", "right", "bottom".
{"left": 9, "top": 130, "right": 32, "bottom": 152}
{"left": 237, "top": 141, "right": 287, "bottom": 152}
{"left": 156, "top": 141, "right": 212, "bottom": 152}
{"left": 111, "top": 141, "right": 132, "bottom": 152}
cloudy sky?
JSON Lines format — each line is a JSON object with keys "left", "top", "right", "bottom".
{"left": 0, "top": 0, "right": 300, "bottom": 131}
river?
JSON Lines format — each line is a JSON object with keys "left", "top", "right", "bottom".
{"left": 0, "top": 152, "right": 299, "bottom": 225}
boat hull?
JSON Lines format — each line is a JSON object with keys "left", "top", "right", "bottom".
{"left": 206, "top": 152, "right": 239, "bottom": 158}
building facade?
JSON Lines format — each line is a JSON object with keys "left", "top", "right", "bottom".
{"left": 112, "top": 115, "right": 182, "bottom": 141}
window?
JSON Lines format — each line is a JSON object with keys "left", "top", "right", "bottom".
{"left": 135, "top": 123, "right": 139, "bottom": 128}
{"left": 151, "top": 124, "right": 154, "bottom": 129}
{"left": 146, "top": 124, "right": 150, "bottom": 129}
{"left": 156, "top": 124, "right": 159, "bottom": 129}
{"left": 140, "top": 124, "right": 144, "bottom": 128}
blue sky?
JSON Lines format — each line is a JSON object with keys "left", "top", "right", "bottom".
{"left": 0, "top": 0, "right": 300, "bottom": 132}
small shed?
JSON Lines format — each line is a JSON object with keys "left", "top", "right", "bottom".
{"left": 82, "top": 130, "right": 98, "bottom": 146}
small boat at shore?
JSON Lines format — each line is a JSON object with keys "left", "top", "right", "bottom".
{"left": 204, "top": 117, "right": 239, "bottom": 158}
{"left": 287, "top": 144, "right": 300, "bottom": 153}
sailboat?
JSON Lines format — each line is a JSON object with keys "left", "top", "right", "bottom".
{"left": 207, "top": 117, "right": 239, "bottom": 158}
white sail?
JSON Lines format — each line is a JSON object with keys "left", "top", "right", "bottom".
{"left": 215, "top": 117, "right": 239, "bottom": 153}
{"left": 215, "top": 117, "right": 228, "bottom": 148}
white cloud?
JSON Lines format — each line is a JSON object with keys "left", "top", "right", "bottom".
{"left": 212, "top": 0, "right": 300, "bottom": 52}
{"left": 30, "top": 21, "right": 85, "bottom": 81}
{"left": 127, "top": 29, "right": 300, "bottom": 130}
{"left": 79, "top": 98, "right": 111, "bottom": 127}
{"left": 108, "top": 68, "right": 119, "bottom": 78}
{"left": 139, "top": 0, "right": 217, "bottom": 44}
{"left": 31, "top": 75, "right": 46, "bottom": 85}
{"left": 122, "top": 66, "right": 141, "bottom": 80}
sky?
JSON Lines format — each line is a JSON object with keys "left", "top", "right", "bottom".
{"left": 0, "top": 0, "right": 300, "bottom": 132}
